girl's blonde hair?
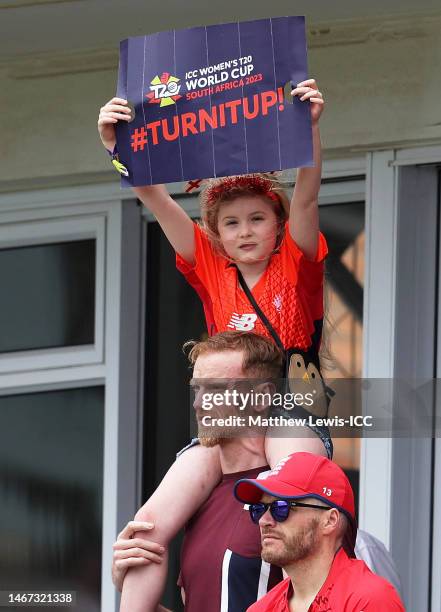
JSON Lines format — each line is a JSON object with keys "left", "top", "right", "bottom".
{"left": 199, "top": 173, "right": 290, "bottom": 250}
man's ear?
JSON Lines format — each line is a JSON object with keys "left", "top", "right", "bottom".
{"left": 321, "top": 508, "right": 340, "bottom": 536}
{"left": 253, "top": 381, "right": 276, "bottom": 413}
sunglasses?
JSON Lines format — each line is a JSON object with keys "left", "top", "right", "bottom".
{"left": 249, "top": 499, "right": 331, "bottom": 523}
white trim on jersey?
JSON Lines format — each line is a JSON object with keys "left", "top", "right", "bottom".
{"left": 220, "top": 547, "right": 274, "bottom": 611}
{"left": 220, "top": 549, "right": 233, "bottom": 612}
{"left": 257, "top": 560, "right": 271, "bottom": 600}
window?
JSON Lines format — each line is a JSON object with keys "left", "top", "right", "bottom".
{"left": 0, "top": 240, "right": 95, "bottom": 353}
{"left": 0, "top": 215, "right": 105, "bottom": 373}
{"left": 0, "top": 386, "right": 104, "bottom": 612}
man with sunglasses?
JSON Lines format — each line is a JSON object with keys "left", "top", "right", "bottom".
{"left": 234, "top": 452, "right": 405, "bottom": 611}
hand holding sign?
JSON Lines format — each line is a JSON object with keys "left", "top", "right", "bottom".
{"left": 292, "top": 79, "right": 324, "bottom": 124}
{"left": 98, "top": 97, "right": 132, "bottom": 152}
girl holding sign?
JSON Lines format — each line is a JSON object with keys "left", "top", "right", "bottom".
{"left": 98, "top": 79, "right": 329, "bottom": 607}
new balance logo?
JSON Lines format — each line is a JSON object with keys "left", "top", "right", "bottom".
{"left": 227, "top": 313, "right": 258, "bottom": 331}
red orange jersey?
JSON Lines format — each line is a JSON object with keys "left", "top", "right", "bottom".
{"left": 247, "top": 548, "right": 405, "bottom": 612}
{"left": 176, "top": 222, "right": 327, "bottom": 352}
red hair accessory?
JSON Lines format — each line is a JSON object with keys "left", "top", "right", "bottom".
{"left": 204, "top": 175, "right": 280, "bottom": 206}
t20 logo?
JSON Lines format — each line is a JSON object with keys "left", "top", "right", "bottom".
{"left": 146, "top": 72, "right": 182, "bottom": 107}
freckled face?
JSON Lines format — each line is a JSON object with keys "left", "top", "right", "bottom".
{"left": 217, "top": 196, "right": 279, "bottom": 264}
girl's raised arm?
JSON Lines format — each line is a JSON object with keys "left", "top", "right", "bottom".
{"left": 289, "top": 79, "right": 324, "bottom": 261}
{"left": 98, "top": 97, "right": 195, "bottom": 264}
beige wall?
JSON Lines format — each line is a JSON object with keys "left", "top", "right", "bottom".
{"left": 309, "top": 14, "right": 441, "bottom": 155}
{"left": 1, "top": 12, "right": 440, "bottom": 185}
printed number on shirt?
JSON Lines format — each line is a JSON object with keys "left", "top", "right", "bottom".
{"left": 227, "top": 313, "right": 258, "bottom": 332}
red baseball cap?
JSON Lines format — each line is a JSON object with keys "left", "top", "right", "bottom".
{"left": 234, "top": 452, "right": 357, "bottom": 554}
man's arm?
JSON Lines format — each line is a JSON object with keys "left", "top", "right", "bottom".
{"left": 118, "top": 444, "right": 222, "bottom": 612}
{"left": 112, "top": 521, "right": 164, "bottom": 592}
{"left": 289, "top": 79, "right": 324, "bottom": 261}
{"left": 119, "top": 548, "right": 170, "bottom": 612}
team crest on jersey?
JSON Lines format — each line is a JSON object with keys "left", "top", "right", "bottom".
{"left": 263, "top": 454, "right": 293, "bottom": 479}
{"left": 227, "top": 313, "right": 257, "bottom": 331}
{"left": 273, "top": 294, "right": 282, "bottom": 313}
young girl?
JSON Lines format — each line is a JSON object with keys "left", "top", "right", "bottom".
{"left": 99, "top": 79, "right": 328, "bottom": 608}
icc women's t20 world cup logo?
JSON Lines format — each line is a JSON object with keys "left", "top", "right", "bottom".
{"left": 146, "top": 72, "right": 182, "bottom": 107}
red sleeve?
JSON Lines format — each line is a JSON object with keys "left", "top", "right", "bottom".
{"left": 175, "top": 223, "right": 223, "bottom": 335}
{"left": 176, "top": 222, "right": 221, "bottom": 286}
{"left": 280, "top": 222, "right": 327, "bottom": 297}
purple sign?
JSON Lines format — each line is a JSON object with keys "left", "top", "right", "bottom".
{"left": 116, "top": 16, "right": 312, "bottom": 186}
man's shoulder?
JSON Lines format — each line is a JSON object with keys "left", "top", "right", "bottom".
{"left": 247, "top": 577, "right": 290, "bottom": 611}
{"left": 341, "top": 559, "right": 404, "bottom": 609}
{"left": 355, "top": 529, "right": 403, "bottom": 597}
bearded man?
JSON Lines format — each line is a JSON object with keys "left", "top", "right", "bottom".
{"left": 234, "top": 452, "right": 405, "bottom": 611}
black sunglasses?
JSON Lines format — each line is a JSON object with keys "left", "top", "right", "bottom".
{"left": 249, "top": 499, "right": 331, "bottom": 524}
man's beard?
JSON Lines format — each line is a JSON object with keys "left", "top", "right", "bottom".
{"left": 197, "top": 413, "right": 238, "bottom": 447}
{"left": 261, "top": 516, "right": 321, "bottom": 566}
{"left": 198, "top": 428, "right": 236, "bottom": 447}
{"left": 198, "top": 434, "right": 224, "bottom": 448}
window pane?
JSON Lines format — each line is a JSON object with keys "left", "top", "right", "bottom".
{"left": 0, "top": 387, "right": 104, "bottom": 611}
{"left": 0, "top": 240, "right": 95, "bottom": 353}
